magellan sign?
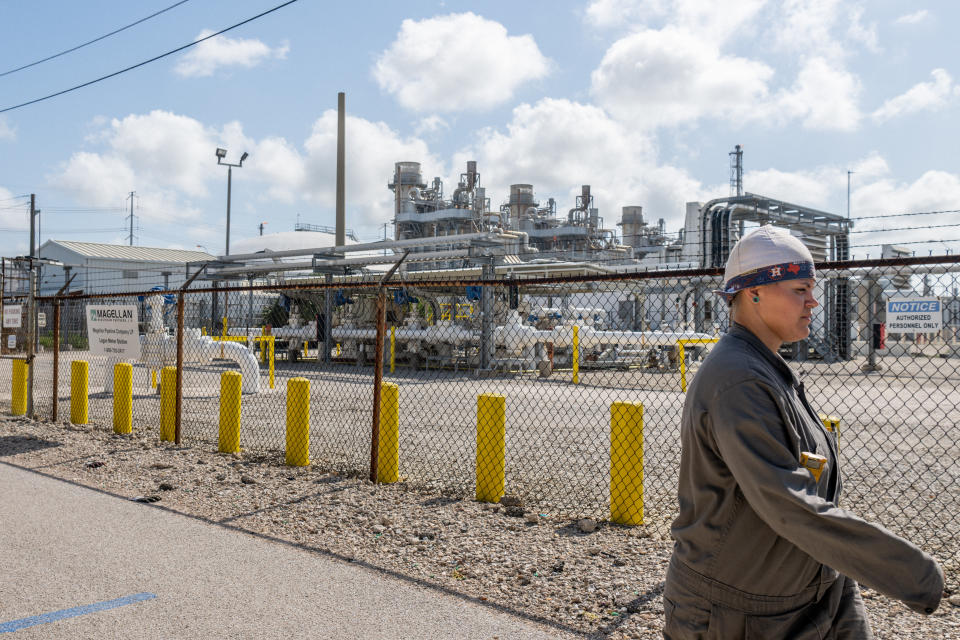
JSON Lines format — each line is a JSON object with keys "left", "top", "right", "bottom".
{"left": 89, "top": 308, "right": 135, "bottom": 321}
{"left": 86, "top": 305, "right": 141, "bottom": 358}
{"left": 886, "top": 297, "right": 942, "bottom": 334}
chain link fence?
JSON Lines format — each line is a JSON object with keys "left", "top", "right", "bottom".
{"left": 2, "top": 256, "right": 959, "bottom": 561}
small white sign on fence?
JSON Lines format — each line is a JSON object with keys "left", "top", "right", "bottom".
{"left": 2, "top": 304, "right": 22, "bottom": 328}
{"left": 38, "top": 312, "right": 46, "bottom": 328}
{"left": 86, "top": 305, "right": 141, "bottom": 359}
{"left": 6, "top": 334, "right": 15, "bottom": 350}
{"left": 886, "top": 297, "right": 943, "bottom": 334}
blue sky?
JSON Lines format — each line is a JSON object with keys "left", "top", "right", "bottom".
{"left": 1, "top": 0, "right": 958, "bottom": 259}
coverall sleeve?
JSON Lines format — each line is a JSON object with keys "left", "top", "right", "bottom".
{"left": 709, "top": 379, "right": 943, "bottom": 615}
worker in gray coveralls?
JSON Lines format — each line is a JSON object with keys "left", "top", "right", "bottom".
{"left": 663, "top": 225, "right": 944, "bottom": 639}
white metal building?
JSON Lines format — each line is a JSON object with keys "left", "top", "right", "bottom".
{"left": 36, "top": 240, "right": 216, "bottom": 295}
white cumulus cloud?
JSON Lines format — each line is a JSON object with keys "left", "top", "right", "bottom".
{"left": 591, "top": 27, "right": 774, "bottom": 129}
{"left": 374, "top": 13, "right": 550, "bottom": 112}
{"left": 585, "top": 0, "right": 768, "bottom": 44}
{"left": 772, "top": 57, "right": 862, "bottom": 131}
{"left": 175, "top": 30, "right": 289, "bottom": 78}
{"left": 872, "top": 69, "right": 960, "bottom": 123}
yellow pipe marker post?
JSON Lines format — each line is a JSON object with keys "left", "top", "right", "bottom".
{"left": 610, "top": 401, "right": 644, "bottom": 525}
{"left": 151, "top": 370, "right": 157, "bottom": 389}
{"left": 678, "top": 338, "right": 720, "bottom": 392}
{"left": 572, "top": 325, "right": 580, "bottom": 384}
{"left": 819, "top": 413, "right": 841, "bottom": 450}
{"left": 476, "top": 394, "right": 506, "bottom": 503}
{"left": 378, "top": 382, "right": 400, "bottom": 483}
{"left": 160, "top": 366, "right": 177, "bottom": 441}
{"left": 112, "top": 363, "right": 133, "bottom": 434}
{"left": 268, "top": 337, "right": 275, "bottom": 389}
{"left": 218, "top": 371, "right": 242, "bottom": 453}
{"left": 390, "top": 326, "right": 396, "bottom": 374}
{"left": 285, "top": 377, "right": 310, "bottom": 466}
{"left": 70, "top": 360, "right": 88, "bottom": 425}
{"left": 11, "top": 358, "right": 28, "bottom": 416}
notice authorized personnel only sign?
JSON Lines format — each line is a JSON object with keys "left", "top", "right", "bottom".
{"left": 886, "top": 297, "right": 942, "bottom": 334}
{"left": 86, "top": 305, "right": 141, "bottom": 358}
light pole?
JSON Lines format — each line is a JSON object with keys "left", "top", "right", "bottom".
{"left": 216, "top": 148, "right": 248, "bottom": 335}
{"left": 215, "top": 147, "right": 248, "bottom": 256}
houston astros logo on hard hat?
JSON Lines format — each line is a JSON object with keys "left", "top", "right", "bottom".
{"left": 769, "top": 266, "right": 783, "bottom": 278}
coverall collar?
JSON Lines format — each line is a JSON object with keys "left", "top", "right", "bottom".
{"left": 728, "top": 322, "right": 800, "bottom": 388}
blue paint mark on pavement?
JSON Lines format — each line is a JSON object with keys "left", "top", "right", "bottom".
{"left": 0, "top": 592, "right": 156, "bottom": 633}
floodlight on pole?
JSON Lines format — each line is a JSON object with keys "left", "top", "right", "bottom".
{"left": 216, "top": 147, "right": 249, "bottom": 256}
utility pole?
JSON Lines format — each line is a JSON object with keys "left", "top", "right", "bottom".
{"left": 27, "top": 194, "right": 36, "bottom": 417}
{"left": 126, "top": 191, "right": 136, "bottom": 245}
{"left": 336, "top": 91, "right": 346, "bottom": 247}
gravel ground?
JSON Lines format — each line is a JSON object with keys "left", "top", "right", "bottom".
{"left": 2, "top": 412, "right": 959, "bottom": 639}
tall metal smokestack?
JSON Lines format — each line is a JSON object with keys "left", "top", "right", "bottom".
{"left": 336, "top": 92, "right": 346, "bottom": 247}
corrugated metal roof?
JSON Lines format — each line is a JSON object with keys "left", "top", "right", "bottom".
{"left": 47, "top": 240, "right": 216, "bottom": 263}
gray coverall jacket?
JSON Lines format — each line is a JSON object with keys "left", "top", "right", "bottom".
{"left": 664, "top": 324, "right": 943, "bottom": 639}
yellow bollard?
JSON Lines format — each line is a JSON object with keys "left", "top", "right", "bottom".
{"left": 268, "top": 337, "right": 275, "bottom": 389}
{"left": 336, "top": 343, "right": 341, "bottom": 357}
{"left": 378, "top": 382, "right": 400, "bottom": 483}
{"left": 70, "top": 360, "right": 89, "bottom": 425}
{"left": 476, "top": 394, "right": 506, "bottom": 503}
{"left": 610, "top": 402, "right": 644, "bottom": 525}
{"left": 572, "top": 325, "right": 580, "bottom": 384}
{"left": 11, "top": 358, "right": 27, "bottom": 416}
{"left": 303, "top": 341, "right": 309, "bottom": 359}
{"left": 218, "top": 371, "right": 242, "bottom": 453}
{"left": 112, "top": 363, "right": 133, "bottom": 434}
{"left": 151, "top": 369, "right": 157, "bottom": 389}
{"left": 160, "top": 366, "right": 177, "bottom": 441}
{"left": 390, "top": 326, "right": 395, "bottom": 374}
{"left": 285, "top": 377, "right": 310, "bottom": 466}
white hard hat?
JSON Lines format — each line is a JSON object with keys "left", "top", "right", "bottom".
{"left": 715, "top": 225, "right": 815, "bottom": 300}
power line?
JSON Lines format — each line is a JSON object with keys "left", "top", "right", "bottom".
{"left": 0, "top": 0, "right": 300, "bottom": 114}
{"left": 849, "top": 222, "right": 960, "bottom": 234}
{"left": 0, "top": 0, "right": 192, "bottom": 79}
{"left": 851, "top": 209, "right": 960, "bottom": 221}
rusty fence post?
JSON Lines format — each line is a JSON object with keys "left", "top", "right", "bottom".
{"left": 52, "top": 298, "right": 61, "bottom": 422}
{"left": 369, "top": 252, "right": 408, "bottom": 483}
{"left": 175, "top": 291, "right": 185, "bottom": 445}
{"left": 173, "top": 265, "right": 207, "bottom": 446}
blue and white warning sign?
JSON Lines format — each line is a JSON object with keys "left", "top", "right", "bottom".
{"left": 886, "top": 297, "right": 942, "bottom": 333}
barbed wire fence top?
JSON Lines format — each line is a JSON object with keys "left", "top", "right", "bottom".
{"left": 1, "top": 255, "right": 959, "bottom": 564}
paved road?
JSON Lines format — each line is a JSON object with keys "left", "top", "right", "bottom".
{"left": 0, "top": 462, "right": 566, "bottom": 639}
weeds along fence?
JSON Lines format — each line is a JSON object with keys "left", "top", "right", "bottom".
{"left": 2, "top": 256, "right": 960, "bottom": 558}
